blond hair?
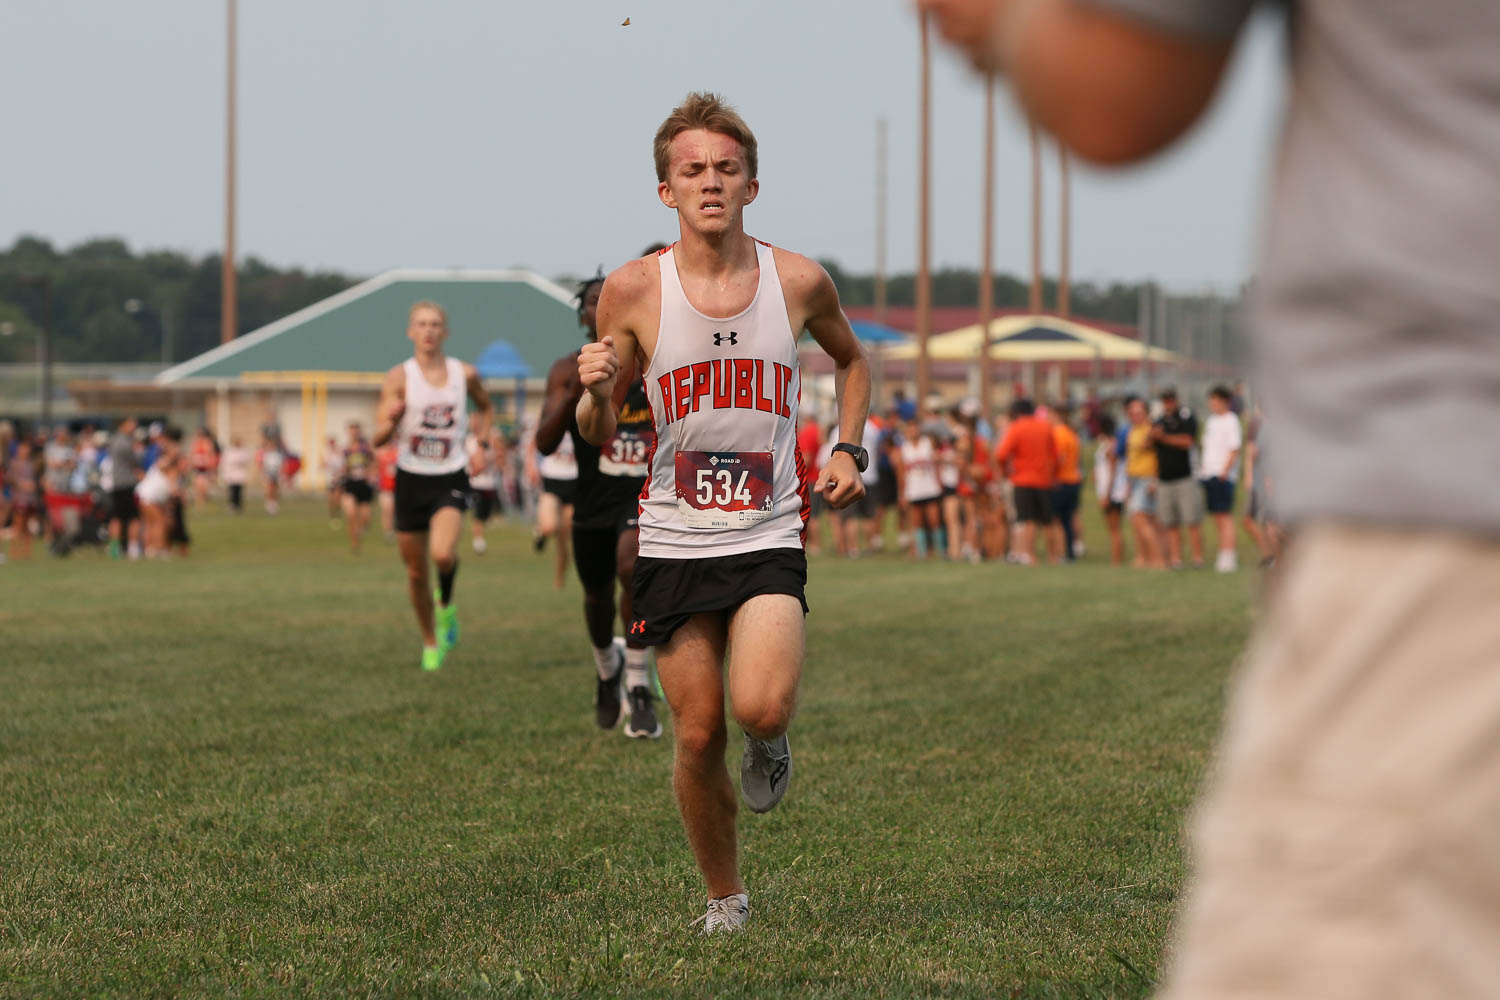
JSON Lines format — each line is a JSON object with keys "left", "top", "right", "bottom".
{"left": 408, "top": 300, "right": 448, "bottom": 325}
{"left": 653, "top": 92, "right": 758, "bottom": 182}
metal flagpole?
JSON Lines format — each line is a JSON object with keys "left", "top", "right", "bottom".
{"left": 221, "top": 0, "right": 238, "bottom": 346}
{"left": 978, "top": 77, "right": 995, "bottom": 422}
{"left": 916, "top": 14, "right": 933, "bottom": 406}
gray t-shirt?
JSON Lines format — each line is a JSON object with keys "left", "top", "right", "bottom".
{"left": 108, "top": 432, "right": 139, "bottom": 489}
{"left": 1086, "top": 0, "right": 1500, "bottom": 535}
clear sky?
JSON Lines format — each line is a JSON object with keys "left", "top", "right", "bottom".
{"left": 2, "top": 1, "right": 1285, "bottom": 291}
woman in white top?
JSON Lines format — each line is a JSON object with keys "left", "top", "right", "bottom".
{"left": 1092, "top": 414, "right": 1130, "bottom": 566}
{"left": 895, "top": 421, "right": 944, "bottom": 559}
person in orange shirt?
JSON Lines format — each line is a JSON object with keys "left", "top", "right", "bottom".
{"left": 993, "top": 398, "right": 1058, "bottom": 565}
{"left": 1049, "top": 403, "right": 1084, "bottom": 561}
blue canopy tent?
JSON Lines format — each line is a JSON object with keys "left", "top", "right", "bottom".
{"left": 848, "top": 320, "right": 909, "bottom": 344}
{"left": 476, "top": 339, "right": 533, "bottom": 420}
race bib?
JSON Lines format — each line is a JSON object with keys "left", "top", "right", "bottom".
{"left": 409, "top": 435, "right": 451, "bottom": 461}
{"left": 599, "top": 428, "right": 653, "bottom": 478}
{"left": 675, "top": 451, "right": 774, "bottom": 529}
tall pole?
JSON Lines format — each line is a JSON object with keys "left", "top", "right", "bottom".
{"left": 221, "top": 0, "right": 238, "bottom": 346}
{"left": 978, "top": 78, "right": 996, "bottom": 422}
{"left": 1028, "top": 120, "right": 1043, "bottom": 316}
{"left": 20, "top": 276, "right": 52, "bottom": 429}
{"left": 915, "top": 14, "right": 932, "bottom": 405}
{"left": 874, "top": 116, "right": 888, "bottom": 330}
{"left": 1058, "top": 145, "right": 1072, "bottom": 319}
{"left": 873, "top": 115, "right": 888, "bottom": 412}
{"left": 1138, "top": 282, "right": 1151, "bottom": 394}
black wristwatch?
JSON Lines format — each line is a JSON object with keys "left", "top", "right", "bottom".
{"left": 831, "top": 442, "right": 869, "bottom": 473}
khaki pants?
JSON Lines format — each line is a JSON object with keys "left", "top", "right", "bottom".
{"left": 1161, "top": 523, "right": 1500, "bottom": 1000}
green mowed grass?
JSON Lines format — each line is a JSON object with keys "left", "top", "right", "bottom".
{"left": 1, "top": 501, "right": 1254, "bottom": 998}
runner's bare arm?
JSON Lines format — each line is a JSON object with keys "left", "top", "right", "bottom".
{"left": 534, "top": 355, "right": 583, "bottom": 456}
{"left": 371, "top": 366, "right": 405, "bottom": 447}
{"left": 463, "top": 363, "right": 494, "bottom": 471}
{"left": 577, "top": 265, "right": 648, "bottom": 447}
{"left": 784, "top": 253, "right": 870, "bottom": 509}
{"left": 918, "top": 0, "right": 1237, "bottom": 165}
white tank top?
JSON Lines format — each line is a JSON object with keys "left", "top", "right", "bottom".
{"left": 639, "top": 241, "right": 806, "bottom": 558}
{"left": 536, "top": 428, "right": 577, "bottom": 481}
{"left": 466, "top": 435, "right": 497, "bottom": 490}
{"left": 901, "top": 438, "right": 942, "bottom": 502}
{"left": 397, "top": 357, "right": 469, "bottom": 476}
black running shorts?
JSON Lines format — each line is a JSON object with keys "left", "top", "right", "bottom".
{"left": 394, "top": 468, "right": 469, "bottom": 533}
{"left": 470, "top": 488, "right": 499, "bottom": 522}
{"left": 342, "top": 479, "right": 374, "bottom": 504}
{"left": 572, "top": 511, "right": 640, "bottom": 591}
{"left": 1013, "top": 485, "right": 1055, "bottom": 524}
{"left": 630, "top": 548, "right": 808, "bottom": 647}
{"left": 109, "top": 487, "right": 138, "bottom": 524}
{"left": 541, "top": 477, "right": 577, "bottom": 505}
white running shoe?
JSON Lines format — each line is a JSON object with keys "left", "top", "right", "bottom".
{"left": 1215, "top": 549, "right": 1238, "bottom": 573}
{"left": 740, "top": 733, "right": 792, "bottom": 813}
{"left": 693, "top": 893, "right": 750, "bottom": 934}
{"left": 472, "top": 536, "right": 487, "bottom": 554}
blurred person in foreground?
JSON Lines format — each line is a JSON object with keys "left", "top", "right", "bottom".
{"left": 923, "top": 0, "right": 1500, "bottom": 995}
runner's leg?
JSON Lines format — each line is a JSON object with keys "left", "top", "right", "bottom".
{"left": 398, "top": 530, "right": 437, "bottom": 646}
{"left": 342, "top": 491, "right": 361, "bottom": 553}
{"left": 428, "top": 506, "right": 462, "bottom": 606}
{"left": 727, "top": 594, "right": 804, "bottom": 741}
{"left": 657, "top": 612, "right": 738, "bottom": 898}
{"left": 556, "top": 503, "right": 573, "bottom": 590}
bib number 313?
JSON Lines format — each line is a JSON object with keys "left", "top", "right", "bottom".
{"left": 674, "top": 451, "right": 774, "bottom": 529}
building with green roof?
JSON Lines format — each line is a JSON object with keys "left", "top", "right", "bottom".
{"left": 96, "top": 270, "right": 588, "bottom": 487}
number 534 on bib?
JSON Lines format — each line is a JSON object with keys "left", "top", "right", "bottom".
{"left": 674, "top": 450, "right": 774, "bottom": 529}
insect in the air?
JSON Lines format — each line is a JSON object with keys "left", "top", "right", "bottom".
{"left": 620, "top": 17, "right": 630, "bottom": 26}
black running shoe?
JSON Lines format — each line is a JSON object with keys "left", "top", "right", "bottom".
{"left": 595, "top": 650, "right": 624, "bottom": 730}
{"left": 623, "top": 686, "right": 662, "bottom": 739}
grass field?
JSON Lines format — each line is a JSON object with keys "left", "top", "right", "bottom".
{"left": 1, "top": 500, "right": 1256, "bottom": 999}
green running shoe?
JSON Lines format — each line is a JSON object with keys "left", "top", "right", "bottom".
{"left": 433, "top": 590, "right": 459, "bottom": 652}
{"left": 421, "top": 645, "right": 444, "bottom": 672}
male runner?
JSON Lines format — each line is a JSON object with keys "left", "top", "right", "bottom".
{"left": 373, "top": 301, "right": 493, "bottom": 672}
{"left": 466, "top": 428, "right": 499, "bottom": 555}
{"left": 536, "top": 268, "right": 661, "bottom": 739}
{"left": 340, "top": 421, "right": 376, "bottom": 554}
{"left": 577, "top": 93, "right": 871, "bottom": 932}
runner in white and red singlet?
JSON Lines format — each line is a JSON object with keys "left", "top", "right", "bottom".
{"left": 576, "top": 93, "right": 871, "bottom": 934}
{"left": 372, "top": 301, "right": 493, "bottom": 673}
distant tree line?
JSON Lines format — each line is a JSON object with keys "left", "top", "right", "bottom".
{"left": 819, "top": 259, "right": 1146, "bottom": 325}
{"left": 0, "top": 236, "right": 356, "bottom": 366}
{"left": 0, "top": 235, "right": 1154, "bottom": 366}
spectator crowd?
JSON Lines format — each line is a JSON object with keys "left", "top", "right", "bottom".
{"left": 2, "top": 387, "right": 1280, "bottom": 571}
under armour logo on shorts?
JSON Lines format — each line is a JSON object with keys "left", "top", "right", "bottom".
{"left": 630, "top": 620, "right": 647, "bottom": 635}
{"left": 712, "top": 331, "right": 738, "bottom": 347}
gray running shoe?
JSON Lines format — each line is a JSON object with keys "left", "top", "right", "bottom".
{"left": 692, "top": 893, "right": 750, "bottom": 934}
{"left": 740, "top": 732, "right": 792, "bottom": 813}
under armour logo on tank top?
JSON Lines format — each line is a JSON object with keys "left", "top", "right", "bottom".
{"left": 396, "top": 357, "right": 470, "bottom": 477}
{"left": 637, "top": 241, "right": 808, "bottom": 559}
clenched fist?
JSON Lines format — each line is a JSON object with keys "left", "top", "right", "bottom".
{"left": 578, "top": 337, "right": 620, "bottom": 400}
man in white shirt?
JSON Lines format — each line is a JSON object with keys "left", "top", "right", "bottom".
{"left": 1199, "top": 386, "right": 1242, "bottom": 572}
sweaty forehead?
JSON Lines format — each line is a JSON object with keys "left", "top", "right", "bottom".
{"left": 669, "top": 129, "right": 745, "bottom": 169}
